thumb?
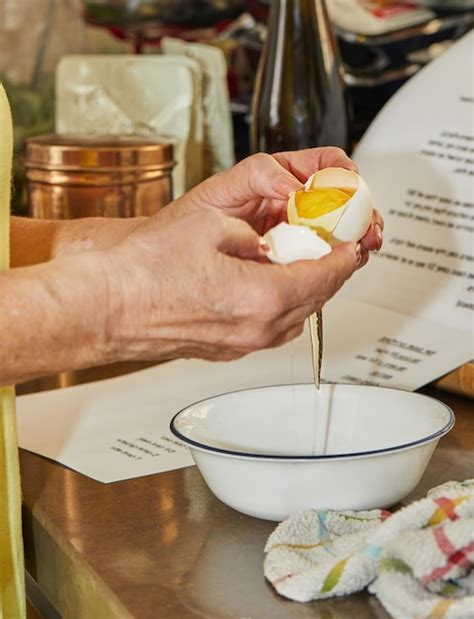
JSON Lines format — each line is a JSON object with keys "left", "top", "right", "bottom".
{"left": 216, "top": 215, "right": 266, "bottom": 261}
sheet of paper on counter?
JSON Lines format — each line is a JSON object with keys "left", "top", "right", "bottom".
{"left": 323, "top": 297, "right": 472, "bottom": 389}
{"left": 16, "top": 337, "right": 314, "bottom": 483}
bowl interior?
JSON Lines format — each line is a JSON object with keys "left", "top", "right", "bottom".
{"left": 172, "top": 384, "right": 453, "bottom": 458}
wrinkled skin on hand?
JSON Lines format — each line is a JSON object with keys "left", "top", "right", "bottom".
{"left": 104, "top": 208, "right": 364, "bottom": 363}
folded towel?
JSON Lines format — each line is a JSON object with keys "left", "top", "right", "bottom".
{"left": 264, "top": 480, "right": 474, "bottom": 619}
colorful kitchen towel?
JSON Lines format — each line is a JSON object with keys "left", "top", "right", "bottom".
{"left": 264, "top": 480, "right": 474, "bottom": 619}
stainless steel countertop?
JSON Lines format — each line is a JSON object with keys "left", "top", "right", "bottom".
{"left": 18, "top": 366, "right": 474, "bottom": 618}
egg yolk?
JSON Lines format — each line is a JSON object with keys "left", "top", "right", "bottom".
{"left": 295, "top": 187, "right": 354, "bottom": 219}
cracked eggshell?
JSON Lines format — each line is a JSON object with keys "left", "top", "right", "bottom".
{"left": 288, "top": 167, "right": 374, "bottom": 243}
{"left": 263, "top": 222, "right": 332, "bottom": 264}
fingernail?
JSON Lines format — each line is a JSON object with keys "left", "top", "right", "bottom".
{"left": 355, "top": 243, "right": 362, "bottom": 265}
{"left": 374, "top": 223, "right": 383, "bottom": 250}
{"left": 259, "top": 237, "right": 270, "bottom": 254}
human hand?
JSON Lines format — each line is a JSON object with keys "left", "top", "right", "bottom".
{"left": 102, "top": 210, "right": 362, "bottom": 363}
{"left": 166, "top": 148, "right": 383, "bottom": 266}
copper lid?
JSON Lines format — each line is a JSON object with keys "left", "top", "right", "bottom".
{"left": 25, "top": 134, "right": 174, "bottom": 170}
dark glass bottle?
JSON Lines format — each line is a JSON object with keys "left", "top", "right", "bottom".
{"left": 251, "top": 0, "right": 348, "bottom": 153}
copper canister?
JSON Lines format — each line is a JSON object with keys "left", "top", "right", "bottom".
{"left": 25, "top": 134, "right": 174, "bottom": 219}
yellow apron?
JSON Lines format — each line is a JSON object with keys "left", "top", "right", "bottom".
{"left": 0, "top": 85, "right": 26, "bottom": 618}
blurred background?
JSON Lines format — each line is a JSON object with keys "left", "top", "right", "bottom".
{"left": 2, "top": 0, "right": 472, "bottom": 215}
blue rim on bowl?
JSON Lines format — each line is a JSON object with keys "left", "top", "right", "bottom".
{"left": 170, "top": 383, "right": 455, "bottom": 462}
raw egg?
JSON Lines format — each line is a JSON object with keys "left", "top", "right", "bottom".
{"left": 288, "top": 167, "right": 374, "bottom": 243}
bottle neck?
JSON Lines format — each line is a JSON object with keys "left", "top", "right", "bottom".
{"left": 267, "top": 0, "right": 334, "bottom": 56}
{"left": 251, "top": 0, "right": 348, "bottom": 152}
{"left": 270, "top": 0, "right": 329, "bottom": 21}
{"left": 267, "top": 0, "right": 339, "bottom": 82}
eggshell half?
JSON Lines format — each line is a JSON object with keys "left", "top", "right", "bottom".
{"left": 288, "top": 167, "right": 374, "bottom": 243}
{"left": 264, "top": 222, "right": 332, "bottom": 264}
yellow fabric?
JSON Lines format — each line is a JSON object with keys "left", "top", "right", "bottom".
{"left": 0, "top": 85, "right": 26, "bottom": 618}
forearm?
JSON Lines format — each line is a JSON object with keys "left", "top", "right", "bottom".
{"left": 10, "top": 216, "right": 145, "bottom": 267}
{"left": 0, "top": 252, "right": 114, "bottom": 385}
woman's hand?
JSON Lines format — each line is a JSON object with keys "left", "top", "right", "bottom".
{"left": 102, "top": 210, "right": 362, "bottom": 363}
{"left": 2, "top": 180, "right": 365, "bottom": 384}
{"left": 1, "top": 209, "right": 361, "bottom": 384}
{"left": 4, "top": 148, "right": 382, "bottom": 384}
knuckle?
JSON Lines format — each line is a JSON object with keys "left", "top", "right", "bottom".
{"left": 235, "top": 323, "right": 275, "bottom": 353}
{"left": 254, "top": 288, "right": 286, "bottom": 322}
{"left": 236, "top": 280, "right": 277, "bottom": 320}
{"left": 201, "top": 208, "right": 222, "bottom": 224}
{"left": 249, "top": 152, "right": 273, "bottom": 168}
{"left": 323, "top": 270, "right": 339, "bottom": 296}
{"left": 329, "top": 146, "right": 347, "bottom": 158}
{"left": 251, "top": 325, "right": 275, "bottom": 350}
{"left": 204, "top": 210, "right": 227, "bottom": 238}
{"left": 267, "top": 287, "right": 287, "bottom": 317}
{"left": 295, "top": 321, "right": 305, "bottom": 337}
{"left": 232, "top": 281, "right": 261, "bottom": 320}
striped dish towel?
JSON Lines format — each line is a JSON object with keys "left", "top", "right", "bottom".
{"left": 264, "top": 480, "right": 474, "bottom": 619}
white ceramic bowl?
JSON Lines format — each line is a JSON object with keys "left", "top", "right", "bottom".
{"left": 170, "top": 384, "right": 454, "bottom": 521}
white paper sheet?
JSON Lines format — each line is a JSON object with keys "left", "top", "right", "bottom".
{"left": 16, "top": 337, "right": 313, "bottom": 483}
{"left": 323, "top": 297, "right": 472, "bottom": 389}
{"left": 346, "top": 31, "right": 474, "bottom": 335}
